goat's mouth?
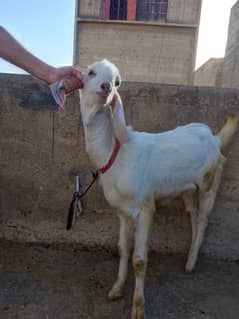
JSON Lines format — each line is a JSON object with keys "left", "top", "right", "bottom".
{"left": 96, "top": 91, "right": 112, "bottom": 99}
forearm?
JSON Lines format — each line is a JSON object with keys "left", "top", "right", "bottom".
{"left": 0, "top": 26, "right": 54, "bottom": 83}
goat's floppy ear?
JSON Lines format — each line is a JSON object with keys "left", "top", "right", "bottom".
{"left": 79, "top": 69, "right": 88, "bottom": 89}
{"left": 110, "top": 91, "right": 129, "bottom": 144}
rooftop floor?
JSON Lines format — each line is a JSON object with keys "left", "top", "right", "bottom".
{"left": 0, "top": 242, "right": 239, "bottom": 319}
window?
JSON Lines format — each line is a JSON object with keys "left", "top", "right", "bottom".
{"left": 110, "top": 0, "right": 127, "bottom": 20}
{"left": 136, "top": 0, "right": 168, "bottom": 22}
{"left": 78, "top": 0, "right": 101, "bottom": 18}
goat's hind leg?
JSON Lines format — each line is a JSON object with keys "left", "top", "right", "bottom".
{"left": 183, "top": 190, "right": 198, "bottom": 270}
{"left": 108, "top": 214, "right": 134, "bottom": 300}
{"left": 185, "top": 190, "right": 215, "bottom": 272}
{"left": 185, "top": 158, "right": 224, "bottom": 272}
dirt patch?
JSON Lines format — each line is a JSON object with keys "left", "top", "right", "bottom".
{"left": 0, "top": 241, "right": 239, "bottom": 319}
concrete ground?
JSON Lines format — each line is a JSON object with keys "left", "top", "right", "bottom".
{"left": 0, "top": 241, "right": 239, "bottom": 319}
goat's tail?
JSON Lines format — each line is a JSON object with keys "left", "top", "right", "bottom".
{"left": 217, "top": 115, "right": 239, "bottom": 151}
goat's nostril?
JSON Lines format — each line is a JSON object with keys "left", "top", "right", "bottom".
{"left": 101, "top": 82, "right": 111, "bottom": 92}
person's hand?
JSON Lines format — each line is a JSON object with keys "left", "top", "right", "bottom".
{"left": 72, "top": 66, "right": 83, "bottom": 84}
{"left": 48, "top": 66, "right": 83, "bottom": 87}
{"left": 49, "top": 66, "right": 84, "bottom": 109}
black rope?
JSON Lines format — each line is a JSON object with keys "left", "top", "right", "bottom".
{"left": 77, "top": 170, "right": 99, "bottom": 200}
{"left": 66, "top": 170, "right": 99, "bottom": 230}
{"left": 66, "top": 192, "right": 81, "bottom": 231}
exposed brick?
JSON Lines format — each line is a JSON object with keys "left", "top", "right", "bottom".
{"left": 101, "top": 0, "right": 110, "bottom": 19}
{"left": 127, "top": 0, "right": 136, "bottom": 20}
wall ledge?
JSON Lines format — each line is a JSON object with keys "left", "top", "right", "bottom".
{"left": 76, "top": 18, "right": 197, "bottom": 29}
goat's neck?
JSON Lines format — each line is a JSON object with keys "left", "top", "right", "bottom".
{"left": 81, "top": 102, "right": 115, "bottom": 169}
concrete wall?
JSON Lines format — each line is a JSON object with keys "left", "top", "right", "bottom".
{"left": 1, "top": 74, "right": 239, "bottom": 260}
{"left": 194, "top": 58, "right": 224, "bottom": 87}
{"left": 167, "top": 0, "right": 202, "bottom": 25}
{"left": 76, "top": 20, "right": 196, "bottom": 84}
{"left": 79, "top": 0, "right": 101, "bottom": 18}
{"left": 223, "top": 0, "right": 239, "bottom": 89}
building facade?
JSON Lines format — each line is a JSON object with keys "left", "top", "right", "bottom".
{"left": 223, "top": 0, "right": 239, "bottom": 89}
{"left": 74, "top": 0, "right": 202, "bottom": 84}
{"left": 194, "top": 0, "right": 239, "bottom": 89}
{"left": 194, "top": 58, "right": 224, "bottom": 87}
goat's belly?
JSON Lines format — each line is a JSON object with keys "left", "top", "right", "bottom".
{"left": 129, "top": 125, "right": 221, "bottom": 196}
{"left": 146, "top": 153, "right": 217, "bottom": 195}
{"left": 130, "top": 147, "right": 220, "bottom": 198}
{"left": 152, "top": 175, "right": 197, "bottom": 197}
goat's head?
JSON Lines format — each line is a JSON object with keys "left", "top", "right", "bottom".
{"left": 80, "top": 59, "right": 121, "bottom": 108}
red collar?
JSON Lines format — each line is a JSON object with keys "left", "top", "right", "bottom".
{"left": 99, "top": 138, "right": 121, "bottom": 174}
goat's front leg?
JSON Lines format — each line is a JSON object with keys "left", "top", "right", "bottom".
{"left": 108, "top": 214, "right": 134, "bottom": 300}
{"left": 132, "top": 209, "right": 153, "bottom": 319}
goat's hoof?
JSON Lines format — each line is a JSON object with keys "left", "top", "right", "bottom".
{"left": 108, "top": 286, "right": 123, "bottom": 300}
{"left": 185, "top": 260, "right": 195, "bottom": 273}
{"left": 131, "top": 297, "right": 145, "bottom": 319}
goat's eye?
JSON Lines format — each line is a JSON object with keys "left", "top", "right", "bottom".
{"left": 88, "top": 70, "right": 96, "bottom": 76}
{"left": 115, "top": 78, "right": 120, "bottom": 87}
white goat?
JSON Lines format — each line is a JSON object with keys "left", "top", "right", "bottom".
{"left": 79, "top": 59, "right": 238, "bottom": 319}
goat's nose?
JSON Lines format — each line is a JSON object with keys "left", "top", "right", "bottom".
{"left": 101, "top": 82, "right": 111, "bottom": 92}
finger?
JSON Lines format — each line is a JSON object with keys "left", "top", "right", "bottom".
{"left": 72, "top": 66, "right": 83, "bottom": 78}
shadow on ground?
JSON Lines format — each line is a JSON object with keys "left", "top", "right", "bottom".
{"left": 0, "top": 241, "right": 239, "bottom": 319}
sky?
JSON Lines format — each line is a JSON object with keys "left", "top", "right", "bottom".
{"left": 0, "top": 0, "right": 238, "bottom": 73}
{"left": 196, "top": 0, "right": 237, "bottom": 69}
{"left": 0, "top": 0, "right": 75, "bottom": 74}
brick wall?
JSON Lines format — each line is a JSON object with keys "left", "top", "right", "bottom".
{"left": 127, "top": 0, "right": 136, "bottom": 20}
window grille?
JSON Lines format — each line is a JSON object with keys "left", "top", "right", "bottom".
{"left": 136, "top": 0, "right": 168, "bottom": 22}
